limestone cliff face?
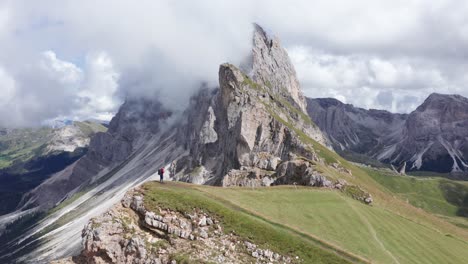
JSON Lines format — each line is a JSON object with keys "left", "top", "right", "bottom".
{"left": 249, "top": 24, "right": 307, "bottom": 112}
{"left": 171, "top": 25, "right": 330, "bottom": 186}
{"left": 389, "top": 93, "right": 468, "bottom": 174}
{"left": 173, "top": 63, "right": 324, "bottom": 186}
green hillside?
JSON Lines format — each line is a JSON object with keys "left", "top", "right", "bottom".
{"left": 365, "top": 168, "right": 468, "bottom": 228}
{"left": 142, "top": 181, "right": 468, "bottom": 264}
{"left": 140, "top": 126, "right": 468, "bottom": 263}
{"left": 143, "top": 182, "right": 360, "bottom": 264}
{"left": 0, "top": 121, "right": 107, "bottom": 170}
{"left": 0, "top": 127, "right": 52, "bottom": 169}
{"left": 0, "top": 121, "right": 108, "bottom": 215}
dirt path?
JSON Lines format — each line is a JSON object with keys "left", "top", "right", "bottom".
{"left": 343, "top": 198, "right": 401, "bottom": 264}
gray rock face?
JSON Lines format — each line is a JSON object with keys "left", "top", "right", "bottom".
{"left": 172, "top": 61, "right": 327, "bottom": 186}
{"left": 308, "top": 94, "right": 468, "bottom": 177}
{"left": 274, "top": 160, "right": 331, "bottom": 187}
{"left": 307, "top": 98, "right": 407, "bottom": 156}
{"left": 18, "top": 99, "right": 171, "bottom": 211}
{"left": 247, "top": 24, "right": 307, "bottom": 112}
{"left": 172, "top": 24, "right": 329, "bottom": 185}
{"left": 389, "top": 93, "right": 468, "bottom": 174}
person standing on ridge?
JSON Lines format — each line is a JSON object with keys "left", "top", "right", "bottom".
{"left": 158, "top": 167, "right": 165, "bottom": 183}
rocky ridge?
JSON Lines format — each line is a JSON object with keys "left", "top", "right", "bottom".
{"left": 307, "top": 94, "right": 468, "bottom": 178}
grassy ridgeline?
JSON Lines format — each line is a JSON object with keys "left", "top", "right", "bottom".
{"left": 142, "top": 182, "right": 468, "bottom": 264}
{"left": 143, "top": 182, "right": 361, "bottom": 264}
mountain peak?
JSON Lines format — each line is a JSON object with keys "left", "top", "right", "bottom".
{"left": 246, "top": 23, "right": 307, "bottom": 112}
{"left": 425, "top": 92, "right": 467, "bottom": 102}
{"left": 418, "top": 93, "right": 468, "bottom": 112}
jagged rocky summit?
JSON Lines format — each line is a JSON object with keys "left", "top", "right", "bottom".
{"left": 308, "top": 93, "right": 468, "bottom": 178}
{"left": 19, "top": 23, "right": 332, "bottom": 212}
{"left": 1, "top": 24, "right": 360, "bottom": 263}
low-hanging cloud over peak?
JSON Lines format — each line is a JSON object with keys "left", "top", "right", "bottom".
{"left": 1, "top": 0, "right": 468, "bottom": 127}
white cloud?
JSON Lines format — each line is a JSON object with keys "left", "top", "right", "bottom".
{"left": 289, "top": 45, "right": 468, "bottom": 113}
{"left": 0, "top": 4, "right": 10, "bottom": 35}
{"left": 40, "top": 51, "right": 83, "bottom": 85}
{"left": 76, "top": 52, "right": 120, "bottom": 119}
{"left": 0, "top": 67, "right": 15, "bottom": 106}
{"left": 1, "top": 0, "right": 468, "bottom": 126}
{"left": 0, "top": 51, "right": 121, "bottom": 127}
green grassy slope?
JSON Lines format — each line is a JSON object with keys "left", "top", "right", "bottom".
{"left": 0, "top": 121, "right": 107, "bottom": 170}
{"left": 143, "top": 182, "right": 468, "bottom": 264}
{"left": 142, "top": 182, "right": 362, "bottom": 264}
{"left": 74, "top": 121, "right": 107, "bottom": 137}
{"left": 0, "top": 121, "right": 108, "bottom": 214}
{"left": 0, "top": 127, "right": 52, "bottom": 169}
{"left": 235, "top": 77, "right": 468, "bottom": 262}
{"left": 201, "top": 186, "right": 468, "bottom": 264}
{"left": 365, "top": 168, "right": 468, "bottom": 227}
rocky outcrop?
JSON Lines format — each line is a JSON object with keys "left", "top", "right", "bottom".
{"left": 177, "top": 61, "right": 327, "bottom": 182}
{"left": 307, "top": 94, "right": 468, "bottom": 178}
{"left": 274, "top": 159, "right": 332, "bottom": 187}
{"left": 46, "top": 121, "right": 107, "bottom": 153}
{"left": 247, "top": 24, "right": 307, "bottom": 112}
{"left": 171, "top": 25, "right": 329, "bottom": 186}
{"left": 58, "top": 192, "right": 291, "bottom": 264}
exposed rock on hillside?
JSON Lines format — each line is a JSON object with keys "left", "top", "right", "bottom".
{"left": 55, "top": 192, "right": 291, "bottom": 264}
{"left": 171, "top": 25, "right": 329, "bottom": 186}
{"left": 308, "top": 94, "right": 468, "bottom": 178}
{"left": 249, "top": 23, "right": 307, "bottom": 112}
{"left": 46, "top": 121, "right": 107, "bottom": 153}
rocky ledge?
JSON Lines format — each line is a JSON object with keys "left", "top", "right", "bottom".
{"left": 54, "top": 191, "right": 291, "bottom": 264}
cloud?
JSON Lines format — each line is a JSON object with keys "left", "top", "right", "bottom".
{"left": 0, "top": 67, "right": 15, "bottom": 106}
{"left": 0, "top": 6, "right": 8, "bottom": 37}
{"left": 0, "top": 0, "right": 254, "bottom": 127}
{"left": 288, "top": 46, "right": 468, "bottom": 113}
{"left": 0, "top": 51, "right": 120, "bottom": 127}
{"left": 1, "top": 0, "right": 468, "bottom": 126}
{"left": 74, "top": 52, "right": 120, "bottom": 120}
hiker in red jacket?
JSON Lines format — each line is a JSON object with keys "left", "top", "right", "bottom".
{"left": 158, "top": 167, "right": 165, "bottom": 183}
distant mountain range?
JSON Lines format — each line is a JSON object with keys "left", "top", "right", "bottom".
{"left": 307, "top": 93, "right": 468, "bottom": 179}
{"left": 0, "top": 121, "right": 107, "bottom": 215}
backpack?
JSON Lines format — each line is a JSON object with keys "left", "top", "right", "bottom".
{"left": 159, "top": 168, "right": 164, "bottom": 175}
